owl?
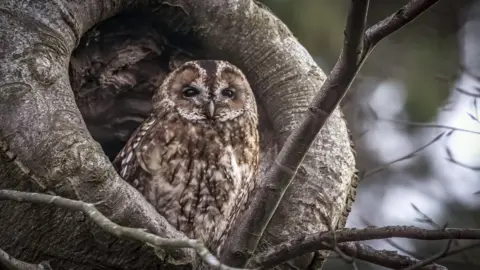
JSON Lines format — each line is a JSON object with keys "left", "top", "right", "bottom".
{"left": 113, "top": 60, "right": 260, "bottom": 254}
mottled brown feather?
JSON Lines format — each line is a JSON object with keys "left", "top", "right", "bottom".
{"left": 113, "top": 60, "right": 259, "bottom": 254}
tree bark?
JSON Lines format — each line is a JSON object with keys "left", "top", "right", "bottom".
{"left": 0, "top": 0, "right": 356, "bottom": 269}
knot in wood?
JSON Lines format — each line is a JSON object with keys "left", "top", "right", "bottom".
{"left": 28, "top": 45, "right": 60, "bottom": 86}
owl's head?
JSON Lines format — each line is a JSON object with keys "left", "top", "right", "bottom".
{"left": 153, "top": 60, "right": 257, "bottom": 123}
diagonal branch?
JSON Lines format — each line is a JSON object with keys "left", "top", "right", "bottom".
{"left": 220, "top": 0, "right": 369, "bottom": 266}
{"left": 365, "top": 0, "right": 441, "bottom": 48}
{"left": 0, "top": 189, "right": 251, "bottom": 270}
{"left": 221, "top": 0, "right": 440, "bottom": 267}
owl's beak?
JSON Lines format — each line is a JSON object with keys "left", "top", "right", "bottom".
{"left": 207, "top": 101, "right": 215, "bottom": 118}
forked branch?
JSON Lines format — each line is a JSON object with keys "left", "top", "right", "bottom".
{"left": 254, "top": 225, "right": 480, "bottom": 268}
{"left": 0, "top": 189, "right": 250, "bottom": 270}
{"left": 6, "top": 189, "right": 480, "bottom": 270}
{"left": 255, "top": 242, "right": 446, "bottom": 270}
{"left": 221, "top": 0, "right": 441, "bottom": 267}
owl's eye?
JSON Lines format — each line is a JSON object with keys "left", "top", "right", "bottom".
{"left": 221, "top": 88, "right": 235, "bottom": 99}
{"left": 182, "top": 87, "right": 200, "bottom": 98}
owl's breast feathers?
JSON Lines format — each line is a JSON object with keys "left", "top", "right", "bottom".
{"left": 113, "top": 111, "right": 259, "bottom": 253}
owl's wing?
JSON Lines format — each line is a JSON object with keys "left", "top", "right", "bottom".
{"left": 112, "top": 114, "right": 158, "bottom": 183}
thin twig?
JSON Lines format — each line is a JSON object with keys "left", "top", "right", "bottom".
{"left": 256, "top": 241, "right": 445, "bottom": 270}
{"left": 254, "top": 225, "right": 480, "bottom": 268}
{"left": 401, "top": 240, "right": 452, "bottom": 270}
{"left": 364, "top": 0, "right": 441, "bottom": 48}
{"left": 379, "top": 116, "right": 480, "bottom": 135}
{"left": 400, "top": 221, "right": 452, "bottom": 270}
{"left": 455, "top": 87, "right": 480, "bottom": 98}
{"left": 360, "top": 215, "right": 424, "bottom": 260}
{"left": 401, "top": 241, "right": 480, "bottom": 270}
{"left": 221, "top": 0, "right": 441, "bottom": 266}
{"left": 0, "top": 247, "right": 52, "bottom": 270}
{"left": 363, "top": 132, "right": 444, "bottom": 179}
{"left": 446, "top": 146, "right": 480, "bottom": 171}
{"left": 0, "top": 189, "right": 252, "bottom": 270}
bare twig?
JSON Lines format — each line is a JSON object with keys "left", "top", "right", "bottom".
{"left": 254, "top": 225, "right": 480, "bottom": 268}
{"left": 446, "top": 147, "right": 480, "bottom": 171}
{"left": 380, "top": 117, "right": 480, "bottom": 135}
{"left": 364, "top": 0, "right": 440, "bottom": 48}
{"left": 0, "top": 189, "right": 251, "bottom": 270}
{"left": 0, "top": 247, "right": 52, "bottom": 270}
{"left": 401, "top": 240, "right": 452, "bottom": 270}
{"left": 360, "top": 215, "right": 424, "bottom": 260}
{"left": 4, "top": 189, "right": 475, "bottom": 270}
{"left": 255, "top": 241, "right": 445, "bottom": 270}
{"left": 401, "top": 241, "right": 480, "bottom": 270}
{"left": 363, "top": 132, "right": 444, "bottom": 179}
{"left": 455, "top": 87, "right": 480, "bottom": 98}
{"left": 221, "top": 0, "right": 441, "bottom": 266}
{"left": 410, "top": 203, "right": 446, "bottom": 229}
{"left": 400, "top": 220, "right": 452, "bottom": 270}
{"left": 367, "top": 98, "right": 480, "bottom": 135}
{"left": 361, "top": 209, "right": 476, "bottom": 269}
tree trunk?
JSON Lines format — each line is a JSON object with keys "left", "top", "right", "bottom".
{"left": 0, "top": 0, "right": 356, "bottom": 269}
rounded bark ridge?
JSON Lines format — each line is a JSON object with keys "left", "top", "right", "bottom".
{"left": 0, "top": 0, "right": 356, "bottom": 269}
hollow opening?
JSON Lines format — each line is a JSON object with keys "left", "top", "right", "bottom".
{"left": 69, "top": 11, "right": 275, "bottom": 165}
{"left": 69, "top": 12, "right": 197, "bottom": 160}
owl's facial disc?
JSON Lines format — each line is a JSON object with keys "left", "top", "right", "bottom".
{"left": 155, "top": 60, "right": 254, "bottom": 123}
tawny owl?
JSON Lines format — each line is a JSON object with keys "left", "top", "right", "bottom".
{"left": 113, "top": 60, "right": 260, "bottom": 254}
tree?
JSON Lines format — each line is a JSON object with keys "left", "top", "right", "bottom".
{"left": 0, "top": 0, "right": 450, "bottom": 269}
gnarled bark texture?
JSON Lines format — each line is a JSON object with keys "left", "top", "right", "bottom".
{"left": 0, "top": 0, "right": 356, "bottom": 269}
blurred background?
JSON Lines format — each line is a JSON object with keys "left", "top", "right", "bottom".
{"left": 262, "top": 0, "right": 480, "bottom": 269}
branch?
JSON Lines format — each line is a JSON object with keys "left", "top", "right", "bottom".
{"left": 0, "top": 0, "right": 199, "bottom": 267}
{"left": 364, "top": 0, "right": 440, "bottom": 48}
{"left": 363, "top": 132, "right": 444, "bottom": 179}
{"left": 220, "top": 0, "right": 369, "bottom": 266}
{"left": 400, "top": 239, "right": 453, "bottom": 270}
{"left": 255, "top": 241, "right": 446, "bottom": 270}
{"left": 455, "top": 87, "right": 480, "bottom": 98}
{"left": 446, "top": 146, "right": 480, "bottom": 171}
{"left": 367, "top": 102, "right": 480, "bottom": 135}
{"left": 402, "top": 241, "right": 480, "bottom": 270}
{"left": 254, "top": 226, "right": 480, "bottom": 268}
{"left": 379, "top": 117, "right": 480, "bottom": 135}
{"left": 0, "top": 247, "right": 52, "bottom": 270}
{"left": 221, "top": 0, "right": 440, "bottom": 267}
{"left": 0, "top": 189, "right": 250, "bottom": 270}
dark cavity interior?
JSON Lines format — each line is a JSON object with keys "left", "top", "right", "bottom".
{"left": 69, "top": 12, "right": 199, "bottom": 160}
